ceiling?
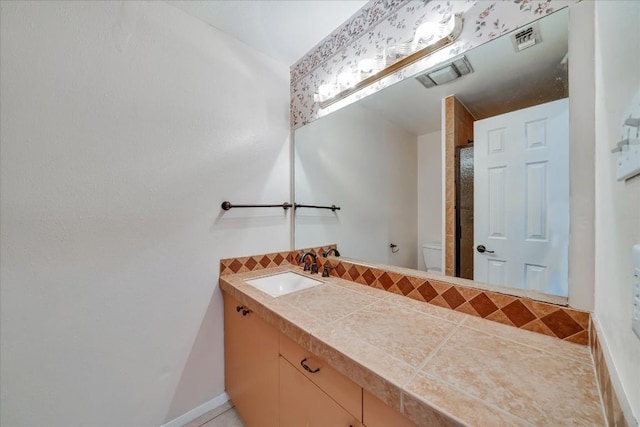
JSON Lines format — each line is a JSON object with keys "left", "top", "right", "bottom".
{"left": 357, "top": 8, "right": 569, "bottom": 135}
{"left": 166, "top": 0, "right": 368, "bottom": 65}
{"left": 166, "top": 1, "right": 568, "bottom": 136}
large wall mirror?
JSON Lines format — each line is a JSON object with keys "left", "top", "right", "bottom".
{"left": 294, "top": 9, "right": 570, "bottom": 299}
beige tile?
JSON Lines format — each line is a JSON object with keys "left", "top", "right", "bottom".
{"left": 421, "top": 327, "right": 604, "bottom": 425}
{"left": 455, "top": 286, "right": 481, "bottom": 301}
{"left": 337, "top": 300, "right": 458, "bottom": 368}
{"left": 591, "top": 323, "right": 628, "bottom": 426}
{"left": 311, "top": 324, "right": 415, "bottom": 412}
{"left": 384, "top": 292, "right": 469, "bottom": 324}
{"left": 329, "top": 276, "right": 390, "bottom": 298}
{"left": 484, "top": 292, "right": 518, "bottom": 308}
{"left": 455, "top": 301, "right": 480, "bottom": 317}
{"left": 249, "top": 293, "right": 325, "bottom": 338}
{"left": 278, "top": 283, "right": 378, "bottom": 323}
{"left": 445, "top": 177, "right": 455, "bottom": 201}
{"left": 277, "top": 320, "right": 315, "bottom": 350}
{"left": 407, "top": 289, "right": 427, "bottom": 303}
{"left": 520, "top": 317, "right": 555, "bottom": 336}
{"left": 222, "top": 277, "right": 327, "bottom": 343}
{"left": 429, "top": 294, "right": 451, "bottom": 310}
{"left": 565, "top": 308, "right": 591, "bottom": 331}
{"left": 445, "top": 250, "right": 455, "bottom": 278}
{"left": 463, "top": 315, "right": 592, "bottom": 363}
{"left": 200, "top": 407, "right": 245, "bottom": 427}
{"left": 221, "top": 264, "right": 605, "bottom": 427}
{"left": 404, "top": 373, "right": 532, "bottom": 427}
{"left": 485, "top": 309, "right": 515, "bottom": 326}
{"left": 183, "top": 402, "right": 234, "bottom": 427}
{"left": 564, "top": 330, "right": 589, "bottom": 346}
{"left": 521, "top": 298, "right": 562, "bottom": 318}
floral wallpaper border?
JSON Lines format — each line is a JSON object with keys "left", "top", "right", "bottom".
{"left": 290, "top": 0, "right": 578, "bottom": 129}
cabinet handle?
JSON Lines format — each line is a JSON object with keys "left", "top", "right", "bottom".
{"left": 242, "top": 309, "right": 250, "bottom": 316}
{"left": 300, "top": 358, "right": 320, "bottom": 373}
{"left": 236, "top": 305, "right": 243, "bottom": 312}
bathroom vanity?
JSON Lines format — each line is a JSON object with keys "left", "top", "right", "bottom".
{"left": 225, "top": 289, "right": 414, "bottom": 427}
{"left": 220, "top": 263, "right": 605, "bottom": 427}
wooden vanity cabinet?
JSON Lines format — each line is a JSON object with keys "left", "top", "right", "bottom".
{"left": 279, "top": 333, "right": 362, "bottom": 419}
{"left": 280, "top": 357, "right": 362, "bottom": 427}
{"left": 363, "top": 390, "right": 418, "bottom": 427}
{"left": 223, "top": 293, "right": 279, "bottom": 427}
{"left": 224, "top": 292, "right": 414, "bottom": 427}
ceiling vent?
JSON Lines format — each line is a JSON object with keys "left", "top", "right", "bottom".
{"left": 512, "top": 22, "right": 541, "bottom": 51}
{"left": 415, "top": 55, "right": 473, "bottom": 89}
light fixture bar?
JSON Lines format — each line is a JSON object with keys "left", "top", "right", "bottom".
{"left": 319, "top": 14, "right": 463, "bottom": 109}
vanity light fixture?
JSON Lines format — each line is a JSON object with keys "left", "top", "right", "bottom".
{"left": 317, "top": 14, "right": 463, "bottom": 109}
{"left": 415, "top": 55, "right": 473, "bottom": 89}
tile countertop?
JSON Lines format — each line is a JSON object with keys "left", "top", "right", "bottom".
{"left": 219, "top": 265, "right": 605, "bottom": 427}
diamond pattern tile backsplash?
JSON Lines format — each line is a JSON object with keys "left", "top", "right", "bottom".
{"left": 219, "top": 245, "right": 337, "bottom": 276}
{"left": 220, "top": 246, "right": 589, "bottom": 345}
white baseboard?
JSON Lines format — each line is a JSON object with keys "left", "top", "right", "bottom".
{"left": 161, "top": 392, "right": 230, "bottom": 427}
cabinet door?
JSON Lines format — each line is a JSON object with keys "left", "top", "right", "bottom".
{"left": 280, "top": 333, "right": 362, "bottom": 420}
{"left": 223, "top": 293, "right": 279, "bottom": 427}
{"left": 363, "top": 390, "right": 417, "bottom": 427}
{"left": 280, "top": 357, "right": 362, "bottom": 427}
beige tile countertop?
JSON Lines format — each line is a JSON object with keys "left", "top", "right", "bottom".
{"left": 219, "top": 265, "right": 605, "bottom": 427}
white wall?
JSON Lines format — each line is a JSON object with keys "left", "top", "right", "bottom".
{"left": 568, "top": 0, "right": 596, "bottom": 311}
{"left": 0, "top": 2, "right": 291, "bottom": 426}
{"left": 295, "top": 103, "right": 417, "bottom": 268}
{"left": 417, "top": 131, "right": 442, "bottom": 271}
{"left": 593, "top": 1, "right": 640, "bottom": 422}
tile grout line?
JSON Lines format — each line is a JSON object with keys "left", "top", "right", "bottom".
{"left": 418, "top": 372, "right": 538, "bottom": 427}
{"left": 230, "top": 270, "right": 591, "bottom": 366}
{"left": 200, "top": 406, "right": 239, "bottom": 427}
{"left": 384, "top": 295, "right": 468, "bottom": 325}
{"left": 304, "top": 292, "right": 427, "bottom": 398}
{"left": 399, "top": 316, "right": 468, "bottom": 414}
{"left": 334, "top": 260, "right": 589, "bottom": 341}
{"left": 461, "top": 323, "right": 594, "bottom": 366}
{"left": 319, "top": 298, "right": 391, "bottom": 331}
{"left": 588, "top": 324, "right": 611, "bottom": 427}
{"left": 235, "top": 260, "right": 589, "bottom": 347}
{"left": 225, "top": 265, "right": 601, "bottom": 427}
{"left": 191, "top": 404, "right": 237, "bottom": 427}
{"left": 396, "top": 313, "right": 536, "bottom": 427}
{"left": 329, "top": 276, "right": 395, "bottom": 300}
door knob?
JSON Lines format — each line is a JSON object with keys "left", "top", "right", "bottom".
{"left": 477, "top": 245, "right": 495, "bottom": 254}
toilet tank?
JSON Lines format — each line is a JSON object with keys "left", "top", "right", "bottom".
{"left": 422, "top": 242, "right": 443, "bottom": 275}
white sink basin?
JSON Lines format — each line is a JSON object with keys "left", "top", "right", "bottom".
{"left": 244, "top": 272, "right": 323, "bottom": 297}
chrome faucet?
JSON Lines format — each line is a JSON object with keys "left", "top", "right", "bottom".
{"left": 298, "top": 252, "right": 319, "bottom": 274}
{"left": 322, "top": 248, "right": 340, "bottom": 257}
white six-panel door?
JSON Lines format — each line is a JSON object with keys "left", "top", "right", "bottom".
{"left": 473, "top": 98, "right": 569, "bottom": 296}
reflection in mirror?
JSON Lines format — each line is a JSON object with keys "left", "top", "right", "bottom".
{"left": 294, "top": 9, "right": 569, "bottom": 297}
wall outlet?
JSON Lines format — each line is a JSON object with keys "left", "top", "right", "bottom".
{"left": 633, "top": 245, "right": 640, "bottom": 339}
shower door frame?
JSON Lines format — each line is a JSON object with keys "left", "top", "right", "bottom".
{"left": 455, "top": 143, "right": 474, "bottom": 279}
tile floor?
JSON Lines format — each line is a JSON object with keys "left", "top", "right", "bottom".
{"left": 182, "top": 403, "right": 244, "bottom": 427}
